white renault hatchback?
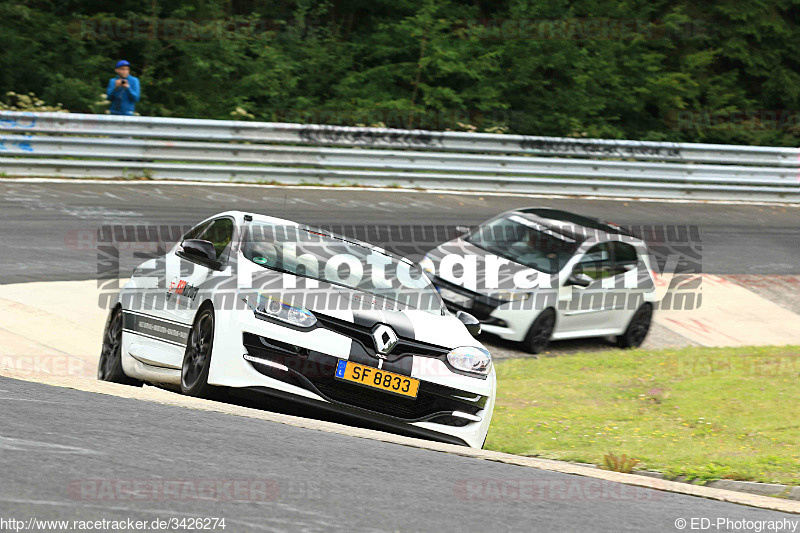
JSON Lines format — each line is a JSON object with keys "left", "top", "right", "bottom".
{"left": 99, "top": 211, "right": 495, "bottom": 448}
{"left": 419, "top": 208, "right": 658, "bottom": 354}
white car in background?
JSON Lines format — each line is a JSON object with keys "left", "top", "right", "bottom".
{"left": 98, "top": 211, "right": 495, "bottom": 448}
{"left": 420, "top": 208, "right": 658, "bottom": 354}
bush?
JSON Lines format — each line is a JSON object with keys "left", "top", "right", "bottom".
{"left": 0, "top": 91, "right": 67, "bottom": 112}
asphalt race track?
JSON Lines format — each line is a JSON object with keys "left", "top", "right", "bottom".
{"left": 2, "top": 180, "right": 800, "bottom": 531}
{"left": 1, "top": 180, "right": 799, "bottom": 285}
{"left": 2, "top": 377, "right": 798, "bottom": 532}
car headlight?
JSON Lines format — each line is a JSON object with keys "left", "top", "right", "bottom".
{"left": 447, "top": 346, "right": 492, "bottom": 376}
{"left": 255, "top": 294, "right": 317, "bottom": 328}
{"left": 418, "top": 256, "right": 435, "bottom": 275}
{"left": 494, "top": 291, "right": 531, "bottom": 302}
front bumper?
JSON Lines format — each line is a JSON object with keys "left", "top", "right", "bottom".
{"left": 431, "top": 275, "right": 534, "bottom": 342}
{"left": 207, "top": 305, "right": 495, "bottom": 448}
{"left": 241, "top": 331, "right": 493, "bottom": 447}
{"left": 431, "top": 275, "right": 505, "bottom": 321}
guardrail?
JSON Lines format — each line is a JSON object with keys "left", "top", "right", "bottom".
{"left": 1, "top": 111, "right": 798, "bottom": 202}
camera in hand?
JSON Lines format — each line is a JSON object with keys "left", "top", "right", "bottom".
{"left": 119, "top": 77, "right": 128, "bottom": 85}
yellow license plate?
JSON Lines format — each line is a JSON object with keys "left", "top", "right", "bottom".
{"left": 334, "top": 360, "right": 419, "bottom": 398}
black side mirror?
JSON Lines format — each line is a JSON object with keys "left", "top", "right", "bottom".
{"left": 567, "top": 266, "right": 593, "bottom": 288}
{"left": 178, "top": 239, "right": 221, "bottom": 270}
{"left": 456, "top": 310, "right": 481, "bottom": 337}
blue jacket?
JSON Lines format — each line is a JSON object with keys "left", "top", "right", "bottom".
{"left": 106, "top": 75, "right": 141, "bottom": 115}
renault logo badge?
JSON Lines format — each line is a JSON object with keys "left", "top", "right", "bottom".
{"left": 371, "top": 324, "right": 398, "bottom": 358}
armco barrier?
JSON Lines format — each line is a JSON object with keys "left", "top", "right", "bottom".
{"left": 1, "top": 111, "right": 798, "bottom": 202}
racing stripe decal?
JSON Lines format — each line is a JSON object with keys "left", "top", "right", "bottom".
{"left": 351, "top": 309, "right": 416, "bottom": 340}
{"left": 385, "top": 310, "right": 416, "bottom": 340}
{"left": 351, "top": 309, "right": 385, "bottom": 329}
{"left": 380, "top": 355, "right": 414, "bottom": 377}
{"left": 318, "top": 311, "right": 419, "bottom": 377}
{"left": 347, "top": 338, "right": 379, "bottom": 368}
{"left": 341, "top": 331, "right": 413, "bottom": 376}
{"left": 122, "top": 311, "right": 190, "bottom": 347}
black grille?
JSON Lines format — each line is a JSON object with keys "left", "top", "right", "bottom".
{"left": 312, "top": 379, "right": 435, "bottom": 419}
{"left": 306, "top": 373, "right": 482, "bottom": 420}
{"left": 314, "top": 313, "right": 449, "bottom": 363}
{"left": 243, "top": 332, "right": 484, "bottom": 421}
{"left": 429, "top": 415, "right": 473, "bottom": 427}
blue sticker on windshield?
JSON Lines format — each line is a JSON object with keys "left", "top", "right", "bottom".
{"left": 253, "top": 256, "right": 269, "bottom": 264}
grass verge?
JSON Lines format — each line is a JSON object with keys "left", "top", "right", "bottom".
{"left": 486, "top": 345, "right": 800, "bottom": 485}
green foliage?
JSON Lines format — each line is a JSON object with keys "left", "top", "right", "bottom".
{"left": 603, "top": 452, "right": 640, "bottom": 473}
{"left": 0, "top": 0, "right": 798, "bottom": 145}
{"left": 0, "top": 91, "right": 68, "bottom": 112}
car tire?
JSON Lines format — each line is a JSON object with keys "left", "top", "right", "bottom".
{"left": 616, "top": 303, "right": 653, "bottom": 348}
{"left": 181, "top": 305, "right": 218, "bottom": 398}
{"left": 522, "top": 308, "right": 556, "bottom": 354}
{"left": 97, "top": 307, "right": 143, "bottom": 387}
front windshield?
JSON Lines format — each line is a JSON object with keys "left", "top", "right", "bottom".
{"left": 465, "top": 215, "right": 581, "bottom": 274}
{"left": 243, "top": 223, "right": 444, "bottom": 315}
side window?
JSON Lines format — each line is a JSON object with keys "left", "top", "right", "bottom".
{"left": 197, "top": 218, "right": 235, "bottom": 261}
{"left": 182, "top": 220, "right": 211, "bottom": 242}
{"left": 576, "top": 243, "right": 614, "bottom": 280}
{"left": 612, "top": 242, "right": 639, "bottom": 276}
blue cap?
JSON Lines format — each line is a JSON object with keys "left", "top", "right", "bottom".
{"left": 115, "top": 60, "right": 130, "bottom": 68}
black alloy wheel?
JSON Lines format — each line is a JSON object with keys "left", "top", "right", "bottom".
{"left": 181, "top": 307, "right": 217, "bottom": 397}
{"left": 523, "top": 308, "right": 556, "bottom": 354}
{"left": 617, "top": 303, "right": 653, "bottom": 348}
{"left": 98, "top": 307, "right": 142, "bottom": 386}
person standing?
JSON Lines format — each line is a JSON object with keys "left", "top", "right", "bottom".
{"left": 106, "top": 60, "right": 140, "bottom": 116}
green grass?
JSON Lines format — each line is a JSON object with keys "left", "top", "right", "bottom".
{"left": 486, "top": 345, "right": 800, "bottom": 485}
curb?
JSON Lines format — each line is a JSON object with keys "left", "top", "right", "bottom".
{"left": 636, "top": 471, "right": 800, "bottom": 501}
{"left": 574, "top": 463, "right": 800, "bottom": 501}
{"left": 2, "top": 369, "right": 799, "bottom": 515}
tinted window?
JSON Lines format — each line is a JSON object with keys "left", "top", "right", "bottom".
{"left": 612, "top": 242, "right": 639, "bottom": 276}
{"left": 614, "top": 242, "right": 637, "bottom": 264}
{"left": 576, "top": 243, "right": 615, "bottom": 280}
{"left": 182, "top": 221, "right": 211, "bottom": 241}
{"left": 197, "top": 218, "right": 234, "bottom": 260}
